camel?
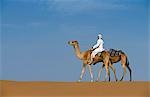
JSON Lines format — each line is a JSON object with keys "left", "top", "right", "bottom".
{"left": 68, "top": 40, "right": 118, "bottom": 82}
{"left": 95, "top": 49, "right": 132, "bottom": 81}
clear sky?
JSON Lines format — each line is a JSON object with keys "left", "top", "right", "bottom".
{"left": 1, "top": 0, "right": 149, "bottom": 81}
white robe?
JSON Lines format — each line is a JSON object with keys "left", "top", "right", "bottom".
{"left": 91, "top": 38, "right": 105, "bottom": 58}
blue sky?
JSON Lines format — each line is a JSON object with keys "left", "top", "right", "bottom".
{"left": 1, "top": 0, "right": 149, "bottom": 81}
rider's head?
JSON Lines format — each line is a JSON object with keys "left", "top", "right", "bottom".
{"left": 98, "top": 33, "right": 102, "bottom": 39}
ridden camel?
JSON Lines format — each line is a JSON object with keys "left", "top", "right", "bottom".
{"left": 68, "top": 40, "right": 118, "bottom": 82}
{"left": 95, "top": 49, "right": 132, "bottom": 81}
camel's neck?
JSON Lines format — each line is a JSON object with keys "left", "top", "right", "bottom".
{"left": 73, "top": 44, "right": 82, "bottom": 59}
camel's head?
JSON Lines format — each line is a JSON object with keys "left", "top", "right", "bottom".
{"left": 68, "top": 40, "right": 78, "bottom": 46}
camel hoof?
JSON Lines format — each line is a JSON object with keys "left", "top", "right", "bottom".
{"left": 96, "top": 80, "right": 99, "bottom": 82}
{"left": 77, "top": 80, "right": 81, "bottom": 82}
{"left": 104, "top": 79, "right": 107, "bottom": 82}
{"left": 90, "top": 80, "right": 94, "bottom": 82}
{"left": 120, "top": 77, "right": 123, "bottom": 81}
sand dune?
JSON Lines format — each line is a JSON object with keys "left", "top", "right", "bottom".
{"left": 1, "top": 80, "right": 149, "bottom": 97}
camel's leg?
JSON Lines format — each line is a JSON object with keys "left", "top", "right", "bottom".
{"left": 88, "top": 65, "right": 94, "bottom": 82}
{"left": 78, "top": 64, "right": 86, "bottom": 82}
{"left": 103, "top": 55, "right": 110, "bottom": 82}
{"left": 96, "top": 64, "right": 105, "bottom": 82}
{"left": 108, "top": 62, "right": 111, "bottom": 82}
{"left": 120, "top": 55, "right": 127, "bottom": 81}
{"left": 104, "top": 65, "right": 110, "bottom": 81}
{"left": 125, "top": 57, "right": 132, "bottom": 81}
{"left": 108, "top": 67, "right": 111, "bottom": 82}
{"left": 127, "top": 64, "right": 132, "bottom": 81}
{"left": 120, "top": 65, "right": 126, "bottom": 81}
{"left": 109, "top": 64, "right": 118, "bottom": 81}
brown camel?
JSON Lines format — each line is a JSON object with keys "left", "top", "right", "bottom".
{"left": 95, "top": 49, "right": 132, "bottom": 81}
{"left": 68, "top": 40, "right": 118, "bottom": 82}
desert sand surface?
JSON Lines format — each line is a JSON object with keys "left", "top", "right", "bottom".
{"left": 0, "top": 80, "right": 149, "bottom": 97}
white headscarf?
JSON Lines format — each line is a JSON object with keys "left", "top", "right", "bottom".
{"left": 98, "top": 33, "right": 102, "bottom": 39}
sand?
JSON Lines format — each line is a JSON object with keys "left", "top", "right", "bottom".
{"left": 0, "top": 80, "right": 149, "bottom": 97}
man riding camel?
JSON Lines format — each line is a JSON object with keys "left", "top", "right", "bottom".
{"left": 89, "top": 33, "right": 105, "bottom": 64}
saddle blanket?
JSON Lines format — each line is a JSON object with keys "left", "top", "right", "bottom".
{"left": 109, "top": 49, "right": 122, "bottom": 57}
